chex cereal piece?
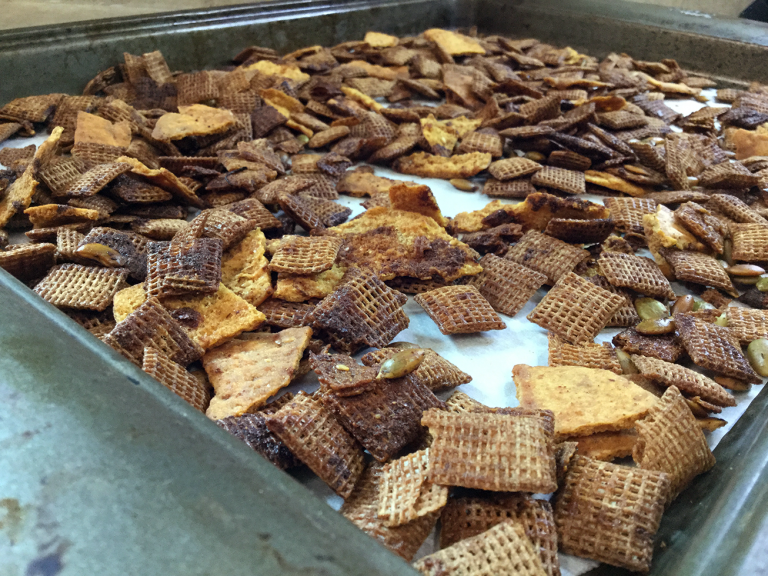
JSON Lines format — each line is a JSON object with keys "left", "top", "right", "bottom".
{"left": 103, "top": 297, "right": 204, "bottom": 367}
{"left": 259, "top": 298, "right": 316, "bottom": 329}
{"left": 631, "top": 354, "right": 736, "bottom": 407}
{"left": 308, "top": 125, "right": 351, "bottom": 148}
{"left": 415, "top": 285, "right": 506, "bottom": 335}
{"left": 146, "top": 238, "right": 222, "bottom": 298}
{"left": 142, "top": 347, "right": 210, "bottom": 412}
{"left": 341, "top": 463, "right": 437, "bottom": 561}
{"left": 527, "top": 272, "right": 624, "bottom": 345}
{"left": 63, "top": 162, "right": 132, "bottom": 198}
{"left": 216, "top": 412, "right": 301, "bottom": 470}
{"left": 197, "top": 209, "right": 256, "bottom": 250}
{"left": 604, "top": 197, "right": 656, "bottom": 235}
{"left": 612, "top": 327, "right": 685, "bottom": 363}
{"left": 598, "top": 251, "right": 675, "bottom": 299}
{"left": 414, "top": 520, "right": 547, "bottom": 576}
{"left": 422, "top": 409, "right": 557, "bottom": 493}
{"left": 585, "top": 275, "right": 639, "bottom": 327}
{"left": 726, "top": 307, "right": 768, "bottom": 344}
{"left": 322, "top": 371, "right": 442, "bottom": 461}
{"left": 457, "top": 131, "right": 503, "bottom": 157}
{"left": 0, "top": 242, "right": 56, "bottom": 282}
{"left": 548, "top": 150, "right": 592, "bottom": 172}
{"left": 443, "top": 392, "right": 556, "bottom": 434}
{"left": 269, "top": 235, "right": 343, "bottom": 274}
{"left": 709, "top": 193, "right": 768, "bottom": 225}
{"left": 0, "top": 94, "right": 63, "bottom": 122}
{"left": 676, "top": 313, "right": 761, "bottom": 384}
{"left": 484, "top": 178, "right": 537, "bottom": 198}
{"left": 598, "top": 109, "right": 648, "bottom": 129}
{"left": 555, "top": 441, "right": 579, "bottom": 485}
{"left": 298, "top": 195, "right": 352, "bottom": 227}
{"left": 548, "top": 333, "right": 621, "bottom": 374}
{"left": 33, "top": 264, "right": 128, "bottom": 311}
{"left": 108, "top": 174, "right": 173, "bottom": 204}
{"left": 674, "top": 202, "right": 727, "bottom": 253}
{"left": 662, "top": 249, "right": 737, "bottom": 296}
{"left": 731, "top": 223, "right": 768, "bottom": 262}
{"left": 378, "top": 448, "right": 448, "bottom": 527}
{"left": 66, "top": 309, "right": 116, "bottom": 338}
{"left": 131, "top": 219, "right": 188, "bottom": 240}
{"left": 311, "top": 270, "right": 409, "bottom": 352}
{"left": 466, "top": 254, "right": 546, "bottom": 317}
{"left": 634, "top": 386, "right": 715, "bottom": 501}
{"left": 699, "top": 162, "right": 758, "bottom": 189}
{"left": 225, "top": 198, "right": 282, "bottom": 230}
{"left": 543, "top": 218, "right": 615, "bottom": 245}
{"left": 202, "top": 326, "right": 312, "bottom": 419}
{"left": 554, "top": 456, "right": 670, "bottom": 573}
{"left": 531, "top": 166, "right": 586, "bottom": 195}
{"left": 506, "top": 230, "right": 589, "bottom": 285}
{"left": 488, "top": 157, "right": 542, "bottom": 181}
{"left": 310, "top": 352, "right": 378, "bottom": 396}
{"left": 79, "top": 227, "right": 148, "bottom": 281}
{"left": 278, "top": 193, "right": 325, "bottom": 232}
{"left": 266, "top": 392, "right": 364, "bottom": 498}
{"left": 361, "top": 348, "right": 471, "bottom": 392}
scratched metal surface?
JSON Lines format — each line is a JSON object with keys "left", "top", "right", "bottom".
{"left": 2, "top": 1, "right": 768, "bottom": 575}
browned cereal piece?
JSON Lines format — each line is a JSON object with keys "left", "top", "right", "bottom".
{"left": 310, "top": 352, "right": 378, "bottom": 396}
{"left": 266, "top": 392, "right": 364, "bottom": 498}
{"left": 0, "top": 144, "right": 36, "bottom": 167}
{"left": 65, "top": 309, "right": 116, "bottom": 338}
{"left": 258, "top": 298, "right": 316, "bottom": 329}
{"left": 118, "top": 156, "right": 205, "bottom": 208}
{"left": 56, "top": 228, "right": 87, "bottom": 263}
{"left": 394, "top": 151, "right": 492, "bottom": 179}
{"left": 662, "top": 249, "right": 737, "bottom": 296}
{"left": 555, "top": 441, "right": 579, "bottom": 485}
{"left": 215, "top": 412, "right": 300, "bottom": 469}
{"left": 548, "top": 333, "right": 621, "bottom": 374}
{"left": 483, "top": 178, "right": 537, "bottom": 198}
{"left": 298, "top": 195, "right": 352, "bottom": 227}
{"left": 224, "top": 198, "right": 282, "bottom": 230}
{"left": 131, "top": 218, "right": 188, "bottom": 240}
{"left": 108, "top": 174, "right": 174, "bottom": 204}
{"left": 273, "top": 264, "right": 346, "bottom": 303}
{"left": 202, "top": 326, "right": 312, "bottom": 419}
{"left": 33, "top": 263, "right": 128, "bottom": 311}
{"left": 570, "top": 429, "right": 638, "bottom": 461}
{"left": 142, "top": 347, "right": 210, "bottom": 412}
{"left": 457, "top": 131, "right": 503, "bottom": 157}
{"left": 0, "top": 242, "right": 56, "bottom": 282}
{"left": 633, "top": 386, "right": 715, "bottom": 501}
{"left": 585, "top": 275, "right": 640, "bottom": 327}
{"left": 103, "top": 297, "right": 204, "bottom": 367}
{"left": 460, "top": 223, "right": 524, "bottom": 256}
{"left": 488, "top": 157, "right": 542, "bottom": 181}
{"left": 505, "top": 230, "right": 589, "bottom": 285}
{"left": 676, "top": 313, "right": 761, "bottom": 384}
{"left": 612, "top": 327, "right": 685, "bottom": 363}
{"left": 604, "top": 197, "right": 656, "bottom": 235}
{"left": 421, "top": 408, "right": 557, "bottom": 493}
{"left": 78, "top": 227, "right": 148, "bottom": 281}
{"left": 414, "top": 285, "right": 506, "bottom": 335}
{"left": 674, "top": 202, "right": 727, "bottom": 253}
{"left": 466, "top": 254, "right": 546, "bottom": 317}
{"left": 599, "top": 251, "right": 675, "bottom": 299}
{"left": 725, "top": 307, "right": 768, "bottom": 344}
{"left": 336, "top": 169, "right": 399, "bottom": 197}
{"left": 598, "top": 109, "right": 648, "bottom": 130}
{"left": 548, "top": 150, "right": 592, "bottom": 172}
{"left": 646, "top": 189, "right": 710, "bottom": 205}
{"left": 710, "top": 193, "right": 768, "bottom": 225}
{"left": 360, "top": 347, "right": 471, "bottom": 392}
{"left": 698, "top": 162, "right": 758, "bottom": 189}
{"left": 145, "top": 238, "right": 222, "bottom": 298}
{"left": 277, "top": 192, "right": 326, "bottom": 232}
{"left": 543, "top": 218, "right": 615, "bottom": 245}
{"left": 0, "top": 94, "right": 64, "bottom": 123}
{"left": 700, "top": 288, "right": 732, "bottom": 310}
{"left": 554, "top": 456, "right": 670, "bottom": 572}
{"left": 530, "top": 166, "right": 586, "bottom": 195}
{"left": 0, "top": 122, "right": 22, "bottom": 144}
{"left": 307, "top": 125, "right": 350, "bottom": 148}
{"left": 731, "top": 223, "right": 768, "bottom": 262}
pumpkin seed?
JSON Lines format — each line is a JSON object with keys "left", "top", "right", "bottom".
{"left": 715, "top": 375, "right": 751, "bottom": 391}
{"left": 634, "top": 297, "right": 668, "bottom": 320}
{"left": 296, "top": 134, "right": 310, "bottom": 144}
{"left": 450, "top": 178, "right": 477, "bottom": 192}
{"left": 636, "top": 317, "right": 675, "bottom": 335}
{"left": 615, "top": 349, "right": 638, "bottom": 375}
{"left": 747, "top": 339, "right": 768, "bottom": 377}
{"left": 75, "top": 243, "right": 127, "bottom": 267}
{"left": 726, "top": 264, "right": 765, "bottom": 277}
{"left": 692, "top": 298, "right": 715, "bottom": 311}
{"left": 385, "top": 341, "right": 419, "bottom": 349}
{"left": 524, "top": 151, "right": 546, "bottom": 162}
{"left": 671, "top": 295, "right": 695, "bottom": 315}
{"left": 756, "top": 276, "right": 768, "bottom": 292}
{"left": 723, "top": 238, "right": 734, "bottom": 266}
{"left": 377, "top": 349, "right": 425, "bottom": 379}
{"left": 715, "top": 313, "right": 728, "bottom": 327}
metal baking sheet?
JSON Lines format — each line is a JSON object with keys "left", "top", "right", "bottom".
{"left": 2, "top": 1, "right": 768, "bottom": 574}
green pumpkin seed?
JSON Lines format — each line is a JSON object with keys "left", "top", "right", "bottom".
{"left": 692, "top": 298, "right": 715, "bottom": 311}
{"left": 377, "top": 349, "right": 425, "bottom": 379}
{"left": 385, "top": 341, "right": 420, "bottom": 349}
{"left": 757, "top": 277, "right": 768, "bottom": 292}
{"left": 671, "top": 295, "right": 695, "bottom": 315}
{"left": 524, "top": 151, "right": 546, "bottom": 162}
{"left": 723, "top": 238, "right": 734, "bottom": 266}
{"left": 634, "top": 297, "right": 668, "bottom": 320}
{"left": 636, "top": 317, "right": 675, "bottom": 335}
{"left": 615, "top": 349, "right": 638, "bottom": 375}
{"left": 715, "top": 375, "right": 751, "bottom": 391}
{"left": 715, "top": 313, "right": 728, "bottom": 327}
{"left": 726, "top": 264, "right": 766, "bottom": 277}
{"left": 296, "top": 134, "right": 310, "bottom": 144}
{"left": 747, "top": 339, "right": 768, "bottom": 377}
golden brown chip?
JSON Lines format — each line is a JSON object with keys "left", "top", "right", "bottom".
{"left": 584, "top": 170, "right": 648, "bottom": 197}
{"left": 394, "top": 151, "right": 492, "bottom": 179}
{"left": 423, "top": 28, "right": 486, "bottom": 56}
{"left": 151, "top": 104, "right": 237, "bottom": 141}
{"left": 388, "top": 182, "right": 446, "bottom": 226}
{"left": 220, "top": 229, "right": 273, "bottom": 307}
{"left": 74, "top": 111, "right": 132, "bottom": 148}
{"left": 570, "top": 429, "right": 638, "bottom": 461}
{"left": 25, "top": 204, "right": 100, "bottom": 228}
{"left": 273, "top": 264, "right": 346, "bottom": 302}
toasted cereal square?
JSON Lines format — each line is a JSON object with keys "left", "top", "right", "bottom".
{"left": 457, "top": 131, "right": 503, "bottom": 157}
{"left": 258, "top": 298, "right": 316, "bottom": 329}
{"left": 598, "top": 251, "right": 675, "bottom": 299}
{"left": 131, "top": 219, "right": 188, "bottom": 241}
{"left": 216, "top": 412, "right": 301, "bottom": 470}
{"left": 0, "top": 242, "right": 57, "bottom": 282}
{"left": 225, "top": 198, "right": 282, "bottom": 230}
{"left": 278, "top": 193, "right": 326, "bottom": 232}
{"left": 527, "top": 272, "right": 624, "bottom": 345}
{"left": 676, "top": 313, "right": 761, "bottom": 384}
{"left": 531, "top": 166, "right": 586, "bottom": 195}
{"left": 631, "top": 354, "right": 736, "bottom": 407}
{"left": 505, "top": 230, "right": 589, "bottom": 285}
{"left": 360, "top": 348, "right": 472, "bottom": 392}
{"left": 466, "top": 254, "right": 546, "bottom": 317}
{"left": 488, "top": 157, "right": 542, "bottom": 181}
{"left": 571, "top": 430, "right": 638, "bottom": 462}
{"left": 198, "top": 208, "right": 257, "bottom": 250}
{"left": 726, "top": 307, "right": 768, "bottom": 344}
{"left": 548, "top": 333, "right": 621, "bottom": 373}
{"left": 414, "top": 520, "right": 547, "bottom": 576}
{"left": 422, "top": 409, "right": 557, "bottom": 493}
{"left": 484, "top": 178, "right": 538, "bottom": 198}
{"left": 633, "top": 386, "right": 715, "bottom": 501}
{"left": 146, "top": 238, "right": 222, "bottom": 298}
{"left": 142, "top": 347, "right": 210, "bottom": 412}
{"left": 63, "top": 162, "right": 132, "bottom": 198}
{"left": 553, "top": 456, "right": 670, "bottom": 572}
{"left": 543, "top": 218, "right": 615, "bottom": 245}
{"left": 604, "top": 197, "right": 656, "bottom": 235}
{"left": 612, "top": 327, "right": 685, "bottom": 363}
{"left": 310, "top": 352, "right": 378, "bottom": 396}
{"left": 731, "top": 223, "right": 768, "bottom": 262}
{"left": 298, "top": 195, "right": 352, "bottom": 227}
{"left": 415, "top": 285, "right": 506, "bottom": 335}
{"left": 321, "top": 371, "right": 442, "bottom": 461}
{"left": 266, "top": 392, "right": 364, "bottom": 498}
{"left": 79, "top": 226, "right": 148, "bottom": 282}
{"left": 269, "top": 235, "right": 343, "bottom": 274}
{"left": 662, "top": 249, "right": 737, "bottom": 296}
{"left": 33, "top": 264, "right": 128, "bottom": 311}
{"left": 378, "top": 448, "right": 448, "bottom": 527}
{"left": 709, "top": 193, "right": 767, "bottom": 224}
{"left": 585, "top": 275, "right": 639, "bottom": 327}
{"left": 674, "top": 202, "right": 726, "bottom": 253}
{"left": 202, "top": 326, "right": 312, "bottom": 419}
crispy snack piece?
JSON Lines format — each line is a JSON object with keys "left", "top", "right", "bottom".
{"left": 674, "top": 202, "right": 727, "bottom": 253}
{"left": 634, "top": 386, "right": 715, "bottom": 501}
{"left": 273, "top": 264, "right": 346, "bottom": 302}
{"left": 258, "top": 298, "right": 316, "bottom": 329}
{"left": 584, "top": 170, "right": 647, "bottom": 197}
{"left": 513, "top": 364, "right": 659, "bottom": 437}
{"left": 266, "top": 392, "right": 364, "bottom": 498}
{"left": 505, "top": 230, "right": 589, "bottom": 285}
{"left": 63, "top": 162, "right": 132, "bottom": 198}
{"left": 341, "top": 463, "right": 438, "bottom": 561}
{"left": 337, "top": 169, "right": 400, "bottom": 197}
{"left": 548, "top": 333, "right": 621, "bottom": 374}
{"left": 662, "top": 249, "right": 737, "bottom": 296}
{"left": 731, "top": 223, "right": 768, "bottom": 262}
{"left": 225, "top": 198, "right": 283, "bottom": 230}
{"left": 25, "top": 204, "right": 100, "bottom": 229}
{"left": 599, "top": 251, "right": 675, "bottom": 299}
{"left": 311, "top": 352, "right": 378, "bottom": 396}
{"left": 423, "top": 28, "right": 486, "bottom": 55}
{"left": 142, "top": 347, "right": 210, "bottom": 412}
{"left": 488, "top": 157, "right": 542, "bottom": 181}
{"left": 585, "top": 275, "right": 640, "bottom": 327}
{"left": 643, "top": 205, "right": 707, "bottom": 252}
{"left": 197, "top": 209, "right": 257, "bottom": 251}
{"left": 415, "top": 520, "right": 547, "bottom": 576}
{"left": 202, "top": 326, "right": 312, "bottom": 419}
{"left": 543, "top": 218, "right": 614, "bottom": 245}
{"left": 132, "top": 218, "right": 188, "bottom": 240}
{"left": 422, "top": 408, "right": 557, "bottom": 493}
{"left": 361, "top": 347, "right": 471, "bottom": 392}
{"left": 394, "top": 151, "right": 492, "bottom": 179}
{"left": 676, "top": 313, "right": 762, "bottom": 384}
{"left": 103, "top": 297, "right": 204, "bottom": 367}
{"left": 604, "top": 197, "right": 656, "bottom": 235}
{"left": 388, "top": 182, "right": 446, "bottom": 226}
{"left": 216, "top": 412, "right": 300, "bottom": 469}
{"left": 531, "top": 166, "right": 586, "bottom": 195}
{"left": 554, "top": 456, "right": 670, "bottom": 573}
{"left": 269, "top": 235, "right": 343, "bottom": 274}
{"left": 414, "top": 285, "right": 507, "bottom": 335}
{"left": 152, "top": 104, "right": 237, "bottom": 141}
{"left": 33, "top": 264, "right": 128, "bottom": 312}
{"left": 146, "top": 238, "right": 223, "bottom": 298}
{"left": 484, "top": 178, "right": 537, "bottom": 199}
{"left": 221, "top": 229, "right": 273, "bottom": 307}
{"left": 378, "top": 448, "right": 448, "bottom": 527}
{"left": 570, "top": 430, "right": 638, "bottom": 461}
{"left": 118, "top": 156, "right": 204, "bottom": 208}
{"left": 527, "top": 272, "right": 624, "bottom": 345}
{"left": 310, "top": 270, "right": 409, "bottom": 352}
{"left": 726, "top": 307, "right": 768, "bottom": 344}
{"left": 74, "top": 111, "right": 131, "bottom": 147}
{"left": 467, "top": 254, "right": 547, "bottom": 317}
{"left": 631, "top": 354, "right": 736, "bottom": 407}
{"left": 709, "top": 193, "right": 768, "bottom": 225}
{"left": 612, "top": 327, "right": 685, "bottom": 363}
{"left": 0, "top": 243, "right": 56, "bottom": 282}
